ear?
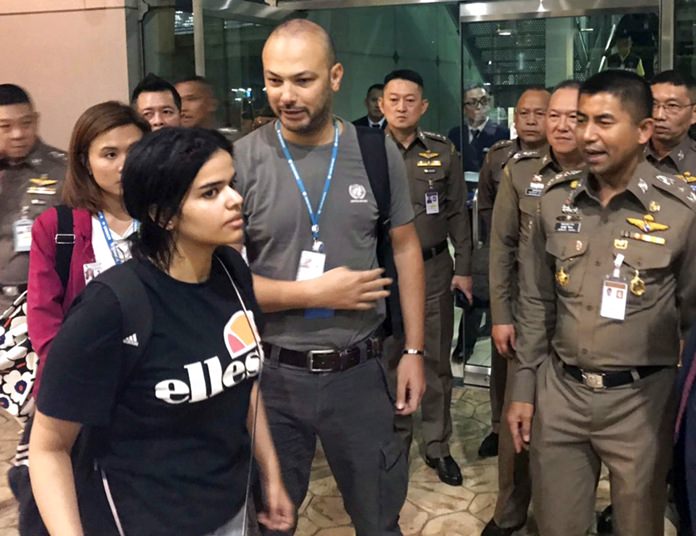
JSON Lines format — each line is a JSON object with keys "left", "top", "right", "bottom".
{"left": 420, "top": 98, "right": 430, "bottom": 118}
{"left": 637, "top": 117, "right": 654, "bottom": 145}
{"left": 378, "top": 96, "right": 385, "bottom": 116}
{"left": 690, "top": 104, "right": 696, "bottom": 126}
{"left": 329, "top": 63, "right": 344, "bottom": 93}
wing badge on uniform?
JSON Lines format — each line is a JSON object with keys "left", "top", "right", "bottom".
{"left": 419, "top": 150, "right": 439, "bottom": 159}
{"left": 626, "top": 215, "right": 669, "bottom": 233}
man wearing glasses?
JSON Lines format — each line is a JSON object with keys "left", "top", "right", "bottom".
{"left": 646, "top": 70, "right": 696, "bottom": 178}
{"left": 448, "top": 83, "right": 510, "bottom": 172}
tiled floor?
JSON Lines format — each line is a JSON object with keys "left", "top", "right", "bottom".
{"left": 0, "top": 388, "right": 677, "bottom": 535}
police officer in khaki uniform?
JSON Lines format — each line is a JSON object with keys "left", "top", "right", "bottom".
{"left": 646, "top": 70, "right": 696, "bottom": 184}
{"left": 484, "top": 81, "right": 585, "bottom": 536}
{"left": 476, "top": 87, "right": 549, "bottom": 461}
{"left": 0, "top": 85, "right": 66, "bottom": 312}
{"left": 380, "top": 69, "right": 472, "bottom": 486}
{"left": 508, "top": 70, "right": 696, "bottom": 536}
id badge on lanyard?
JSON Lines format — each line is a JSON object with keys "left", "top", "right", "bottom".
{"left": 13, "top": 207, "right": 33, "bottom": 253}
{"left": 276, "top": 120, "right": 339, "bottom": 319}
{"left": 600, "top": 253, "right": 628, "bottom": 321}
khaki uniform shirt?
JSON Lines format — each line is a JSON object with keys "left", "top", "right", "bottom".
{"left": 391, "top": 128, "right": 472, "bottom": 275}
{"left": 512, "top": 160, "right": 696, "bottom": 404}
{"left": 489, "top": 149, "right": 564, "bottom": 325}
{"left": 477, "top": 138, "right": 525, "bottom": 241}
{"left": 0, "top": 140, "right": 66, "bottom": 309}
{"left": 646, "top": 136, "right": 696, "bottom": 177}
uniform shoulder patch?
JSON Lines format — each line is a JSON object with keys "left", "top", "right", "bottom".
{"left": 510, "top": 149, "right": 542, "bottom": 164}
{"left": 543, "top": 169, "right": 583, "bottom": 193}
{"left": 652, "top": 173, "right": 696, "bottom": 210}
{"left": 489, "top": 139, "right": 514, "bottom": 153}
{"left": 422, "top": 130, "right": 448, "bottom": 143}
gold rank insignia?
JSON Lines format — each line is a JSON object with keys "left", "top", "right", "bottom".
{"left": 614, "top": 239, "right": 628, "bottom": 250}
{"left": 630, "top": 270, "right": 646, "bottom": 297}
{"left": 556, "top": 267, "right": 569, "bottom": 287}
{"left": 419, "top": 150, "right": 439, "bottom": 159}
{"left": 648, "top": 201, "right": 661, "bottom": 213}
{"left": 570, "top": 180, "right": 579, "bottom": 189}
{"left": 626, "top": 215, "right": 669, "bottom": 233}
{"left": 30, "top": 177, "right": 57, "bottom": 186}
{"left": 677, "top": 171, "right": 696, "bottom": 183}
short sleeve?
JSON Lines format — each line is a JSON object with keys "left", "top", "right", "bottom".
{"left": 384, "top": 137, "right": 415, "bottom": 228}
{"left": 37, "top": 282, "right": 124, "bottom": 427}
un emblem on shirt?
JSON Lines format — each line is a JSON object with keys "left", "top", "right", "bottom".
{"left": 349, "top": 184, "right": 368, "bottom": 203}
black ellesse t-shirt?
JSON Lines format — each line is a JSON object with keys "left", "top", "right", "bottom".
{"left": 37, "top": 254, "right": 263, "bottom": 536}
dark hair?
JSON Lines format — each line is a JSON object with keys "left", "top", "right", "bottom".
{"left": 384, "top": 69, "right": 424, "bottom": 90}
{"left": 0, "top": 84, "right": 32, "bottom": 107}
{"left": 131, "top": 73, "right": 182, "bottom": 111}
{"left": 553, "top": 79, "right": 581, "bottom": 92}
{"left": 463, "top": 82, "right": 488, "bottom": 96}
{"left": 579, "top": 70, "right": 652, "bottom": 123}
{"left": 62, "top": 101, "right": 150, "bottom": 212}
{"left": 651, "top": 70, "right": 696, "bottom": 101}
{"left": 366, "top": 83, "right": 384, "bottom": 96}
{"left": 123, "top": 128, "right": 232, "bottom": 269}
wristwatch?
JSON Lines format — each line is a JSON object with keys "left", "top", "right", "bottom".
{"left": 402, "top": 348, "right": 425, "bottom": 356}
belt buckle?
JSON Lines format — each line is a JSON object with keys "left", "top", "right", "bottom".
{"left": 582, "top": 371, "right": 606, "bottom": 390}
{"left": 307, "top": 349, "right": 335, "bottom": 373}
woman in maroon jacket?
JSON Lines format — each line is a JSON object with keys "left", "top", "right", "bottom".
{"left": 27, "top": 101, "right": 150, "bottom": 395}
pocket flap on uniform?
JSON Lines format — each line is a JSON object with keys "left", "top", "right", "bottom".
{"left": 545, "top": 235, "right": 588, "bottom": 261}
{"left": 622, "top": 242, "right": 671, "bottom": 270}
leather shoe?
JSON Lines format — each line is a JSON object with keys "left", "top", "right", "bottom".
{"left": 478, "top": 431, "right": 499, "bottom": 458}
{"left": 425, "top": 455, "right": 463, "bottom": 486}
{"left": 596, "top": 504, "right": 613, "bottom": 534}
{"left": 481, "top": 518, "right": 526, "bottom": 536}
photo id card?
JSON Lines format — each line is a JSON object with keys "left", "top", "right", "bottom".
{"left": 83, "top": 262, "right": 104, "bottom": 285}
{"left": 600, "top": 279, "right": 628, "bottom": 321}
{"left": 425, "top": 190, "right": 440, "bottom": 215}
{"left": 296, "top": 250, "right": 326, "bottom": 281}
{"left": 12, "top": 220, "right": 33, "bottom": 253}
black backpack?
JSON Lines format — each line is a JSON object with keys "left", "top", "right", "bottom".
{"left": 355, "top": 127, "right": 403, "bottom": 338}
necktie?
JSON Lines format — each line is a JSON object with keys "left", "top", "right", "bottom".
{"left": 471, "top": 129, "right": 480, "bottom": 140}
{"left": 371, "top": 123, "right": 380, "bottom": 129}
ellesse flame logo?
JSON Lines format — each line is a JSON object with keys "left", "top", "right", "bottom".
{"left": 224, "top": 311, "right": 259, "bottom": 357}
{"left": 154, "top": 311, "right": 264, "bottom": 405}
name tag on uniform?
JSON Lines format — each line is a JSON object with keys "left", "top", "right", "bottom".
{"left": 296, "top": 251, "right": 334, "bottom": 319}
{"left": 525, "top": 182, "right": 544, "bottom": 197}
{"left": 554, "top": 221, "right": 582, "bottom": 233}
{"left": 600, "top": 279, "right": 628, "bottom": 321}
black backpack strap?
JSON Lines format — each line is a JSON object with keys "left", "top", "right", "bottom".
{"left": 54, "top": 205, "right": 76, "bottom": 289}
{"left": 355, "top": 127, "right": 391, "bottom": 230}
{"left": 95, "top": 262, "right": 153, "bottom": 369}
{"left": 355, "top": 126, "right": 403, "bottom": 337}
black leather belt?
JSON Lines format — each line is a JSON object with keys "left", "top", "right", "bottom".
{"left": 422, "top": 240, "right": 448, "bottom": 261}
{"left": 563, "top": 363, "right": 666, "bottom": 389}
{"left": 262, "top": 336, "right": 383, "bottom": 373}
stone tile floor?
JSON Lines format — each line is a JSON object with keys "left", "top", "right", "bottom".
{"left": 0, "top": 387, "right": 676, "bottom": 535}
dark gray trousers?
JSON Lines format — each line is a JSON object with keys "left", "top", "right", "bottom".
{"left": 259, "top": 357, "right": 407, "bottom": 536}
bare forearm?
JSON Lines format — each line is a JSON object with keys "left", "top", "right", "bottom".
{"left": 252, "top": 274, "right": 316, "bottom": 313}
{"left": 392, "top": 225, "right": 425, "bottom": 350}
{"left": 247, "top": 384, "right": 282, "bottom": 484}
{"left": 29, "top": 447, "right": 83, "bottom": 536}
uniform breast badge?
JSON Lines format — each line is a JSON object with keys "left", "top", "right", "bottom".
{"left": 556, "top": 267, "right": 569, "bottom": 287}
{"left": 630, "top": 270, "right": 646, "bottom": 297}
{"left": 626, "top": 215, "right": 669, "bottom": 233}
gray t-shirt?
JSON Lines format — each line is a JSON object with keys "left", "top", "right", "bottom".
{"left": 234, "top": 119, "right": 414, "bottom": 351}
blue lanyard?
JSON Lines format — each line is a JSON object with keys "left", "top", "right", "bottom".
{"left": 97, "top": 211, "right": 139, "bottom": 265}
{"left": 275, "top": 119, "right": 339, "bottom": 252}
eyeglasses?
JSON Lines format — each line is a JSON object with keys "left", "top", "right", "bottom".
{"left": 464, "top": 97, "right": 490, "bottom": 108}
{"left": 652, "top": 101, "right": 696, "bottom": 115}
